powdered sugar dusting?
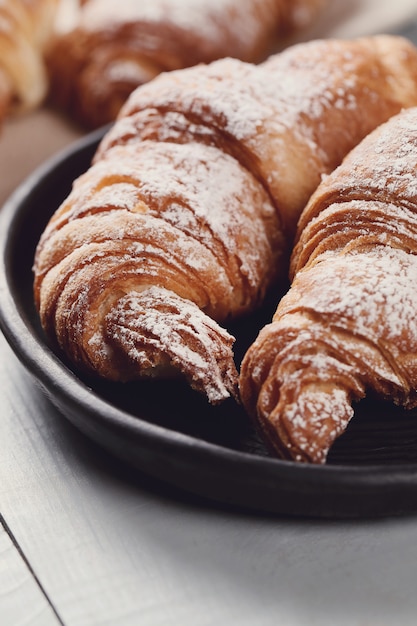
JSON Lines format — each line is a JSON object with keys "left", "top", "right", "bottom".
{"left": 81, "top": 0, "right": 280, "bottom": 46}
{"left": 245, "top": 106, "right": 417, "bottom": 462}
{"left": 282, "top": 387, "right": 353, "bottom": 463}
{"left": 342, "top": 109, "right": 417, "bottom": 202}
{"left": 37, "top": 37, "right": 417, "bottom": 417}
{"left": 260, "top": 240, "right": 417, "bottom": 461}
{"left": 78, "top": 0, "right": 324, "bottom": 60}
{"left": 46, "top": 138, "right": 281, "bottom": 314}
{"left": 101, "top": 35, "right": 417, "bottom": 238}
{"left": 291, "top": 247, "right": 417, "bottom": 350}
{"left": 118, "top": 38, "right": 392, "bottom": 146}
{"left": 105, "top": 286, "right": 238, "bottom": 403}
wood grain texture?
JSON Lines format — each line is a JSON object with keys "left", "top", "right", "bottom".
{"left": 3, "top": 333, "right": 417, "bottom": 625}
{"left": 0, "top": 523, "right": 60, "bottom": 625}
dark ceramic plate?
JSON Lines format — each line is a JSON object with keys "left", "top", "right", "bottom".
{"left": 2, "top": 128, "right": 417, "bottom": 519}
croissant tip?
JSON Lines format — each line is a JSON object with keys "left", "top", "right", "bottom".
{"left": 100, "top": 286, "right": 239, "bottom": 406}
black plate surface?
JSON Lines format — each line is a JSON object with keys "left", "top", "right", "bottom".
{"left": 2, "top": 128, "right": 417, "bottom": 519}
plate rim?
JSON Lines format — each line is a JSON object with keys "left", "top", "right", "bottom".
{"left": 2, "top": 128, "right": 417, "bottom": 518}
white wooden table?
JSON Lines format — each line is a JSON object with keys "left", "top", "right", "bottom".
{"left": 2, "top": 2, "right": 417, "bottom": 624}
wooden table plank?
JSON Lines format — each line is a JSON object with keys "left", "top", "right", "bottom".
{"left": 0, "top": 522, "right": 61, "bottom": 625}
{"left": 3, "top": 335, "right": 417, "bottom": 626}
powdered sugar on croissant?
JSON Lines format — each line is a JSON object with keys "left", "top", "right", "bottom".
{"left": 34, "top": 138, "right": 282, "bottom": 402}
{"left": 34, "top": 36, "right": 417, "bottom": 405}
{"left": 240, "top": 107, "right": 417, "bottom": 462}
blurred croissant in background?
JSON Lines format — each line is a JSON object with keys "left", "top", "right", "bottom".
{"left": 0, "top": 0, "right": 59, "bottom": 124}
{"left": 45, "top": 0, "right": 328, "bottom": 128}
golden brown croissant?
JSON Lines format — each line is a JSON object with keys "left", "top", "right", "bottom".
{"left": 34, "top": 36, "right": 417, "bottom": 405}
{"left": 45, "top": 0, "right": 327, "bottom": 128}
{"left": 0, "top": 0, "right": 58, "bottom": 122}
{"left": 240, "top": 106, "right": 417, "bottom": 463}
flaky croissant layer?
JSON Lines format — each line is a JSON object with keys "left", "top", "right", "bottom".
{"left": 240, "top": 106, "right": 417, "bottom": 462}
{"left": 34, "top": 138, "right": 283, "bottom": 403}
{"left": 34, "top": 36, "right": 417, "bottom": 405}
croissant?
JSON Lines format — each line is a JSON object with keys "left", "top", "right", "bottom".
{"left": 45, "top": 0, "right": 327, "bottom": 128}
{"left": 0, "top": 0, "right": 58, "bottom": 123}
{"left": 34, "top": 36, "right": 417, "bottom": 405}
{"left": 240, "top": 106, "right": 417, "bottom": 463}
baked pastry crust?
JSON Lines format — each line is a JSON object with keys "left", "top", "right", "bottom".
{"left": 34, "top": 36, "right": 417, "bottom": 405}
{"left": 240, "top": 106, "right": 417, "bottom": 462}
